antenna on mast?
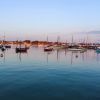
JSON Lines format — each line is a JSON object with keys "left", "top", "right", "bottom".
{"left": 57, "top": 36, "right": 60, "bottom": 44}
{"left": 47, "top": 35, "right": 48, "bottom": 42}
{"left": 3, "top": 32, "right": 5, "bottom": 45}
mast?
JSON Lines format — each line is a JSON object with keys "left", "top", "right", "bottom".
{"left": 3, "top": 32, "right": 5, "bottom": 45}
{"left": 71, "top": 35, "right": 74, "bottom": 46}
{"left": 47, "top": 36, "right": 48, "bottom": 42}
{"left": 47, "top": 36, "right": 48, "bottom": 45}
{"left": 20, "top": 40, "right": 21, "bottom": 49}
{"left": 57, "top": 36, "right": 60, "bottom": 45}
{"left": 72, "top": 35, "right": 73, "bottom": 44}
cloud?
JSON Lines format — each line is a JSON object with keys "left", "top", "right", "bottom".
{"left": 87, "top": 31, "right": 100, "bottom": 34}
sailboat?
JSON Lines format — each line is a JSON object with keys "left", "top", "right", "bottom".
{"left": 53, "top": 36, "right": 67, "bottom": 50}
{"left": 0, "top": 34, "right": 5, "bottom": 51}
{"left": 44, "top": 36, "right": 53, "bottom": 52}
{"left": 44, "top": 46, "right": 53, "bottom": 51}
{"left": 68, "top": 35, "right": 86, "bottom": 52}
{"left": 16, "top": 41, "right": 28, "bottom": 53}
{"left": 0, "top": 33, "right": 11, "bottom": 51}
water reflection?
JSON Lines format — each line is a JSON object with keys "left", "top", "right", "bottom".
{"left": 44, "top": 48, "right": 100, "bottom": 65}
{"left": 96, "top": 53, "right": 100, "bottom": 62}
{"left": 0, "top": 47, "right": 100, "bottom": 100}
{"left": 0, "top": 50, "right": 6, "bottom": 63}
{"left": 0, "top": 47, "right": 100, "bottom": 65}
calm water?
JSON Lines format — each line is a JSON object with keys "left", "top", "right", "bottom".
{"left": 0, "top": 47, "right": 100, "bottom": 100}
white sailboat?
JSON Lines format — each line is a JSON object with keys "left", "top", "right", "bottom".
{"left": 68, "top": 35, "right": 87, "bottom": 52}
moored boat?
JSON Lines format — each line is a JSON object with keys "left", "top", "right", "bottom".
{"left": 68, "top": 47, "right": 87, "bottom": 53}
{"left": 0, "top": 45, "right": 3, "bottom": 48}
{"left": 96, "top": 47, "right": 100, "bottom": 53}
{"left": 1, "top": 46, "right": 6, "bottom": 51}
{"left": 16, "top": 47, "right": 27, "bottom": 53}
{"left": 15, "top": 40, "right": 28, "bottom": 53}
{"left": 5, "top": 45, "right": 11, "bottom": 48}
{"left": 68, "top": 48, "right": 82, "bottom": 51}
{"left": 44, "top": 47, "right": 53, "bottom": 51}
{"left": 0, "top": 45, "right": 6, "bottom": 51}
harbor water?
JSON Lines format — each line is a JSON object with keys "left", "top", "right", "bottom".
{"left": 0, "top": 47, "right": 100, "bottom": 100}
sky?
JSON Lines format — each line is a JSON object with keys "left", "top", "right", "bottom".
{"left": 0, "top": 0, "right": 100, "bottom": 42}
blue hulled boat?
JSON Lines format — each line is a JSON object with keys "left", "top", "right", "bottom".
{"left": 96, "top": 47, "right": 100, "bottom": 53}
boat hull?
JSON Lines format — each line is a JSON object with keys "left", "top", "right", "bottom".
{"left": 96, "top": 49, "right": 100, "bottom": 53}
{"left": 44, "top": 47, "right": 53, "bottom": 52}
{"left": 16, "top": 48, "right": 27, "bottom": 53}
{"left": 5, "top": 45, "right": 11, "bottom": 48}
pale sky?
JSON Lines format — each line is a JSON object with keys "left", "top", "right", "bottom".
{"left": 0, "top": 0, "right": 100, "bottom": 42}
